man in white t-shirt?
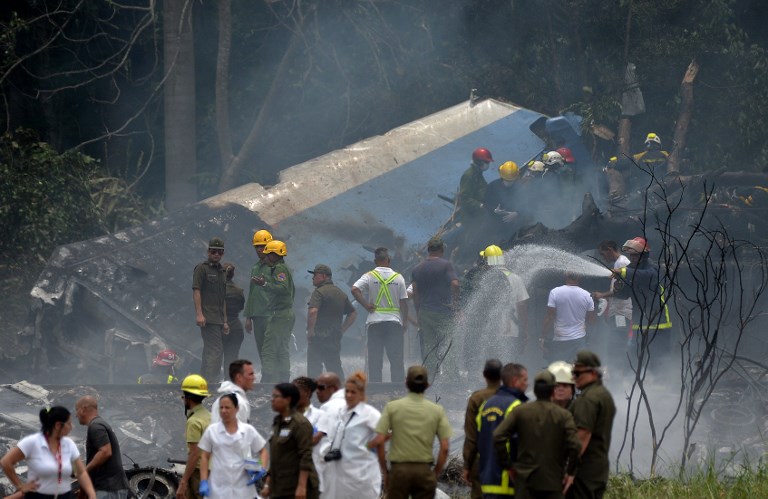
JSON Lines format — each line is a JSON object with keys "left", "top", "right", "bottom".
{"left": 351, "top": 247, "right": 409, "bottom": 383}
{"left": 540, "top": 271, "right": 595, "bottom": 362}
{"left": 592, "top": 240, "right": 633, "bottom": 366}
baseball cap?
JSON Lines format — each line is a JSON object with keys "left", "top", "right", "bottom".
{"left": 534, "top": 369, "right": 556, "bottom": 386}
{"left": 308, "top": 264, "right": 332, "bottom": 276}
{"left": 406, "top": 365, "right": 429, "bottom": 385}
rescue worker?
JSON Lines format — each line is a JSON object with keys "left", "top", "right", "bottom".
{"left": 542, "top": 151, "right": 565, "bottom": 176}
{"left": 250, "top": 240, "right": 295, "bottom": 382}
{"left": 477, "top": 363, "right": 529, "bottom": 498}
{"left": 306, "top": 263, "right": 357, "bottom": 378}
{"left": 176, "top": 374, "right": 211, "bottom": 499}
{"left": 369, "top": 366, "right": 452, "bottom": 499}
{"left": 484, "top": 161, "right": 522, "bottom": 230}
{"left": 611, "top": 237, "right": 672, "bottom": 362}
{"left": 245, "top": 229, "right": 273, "bottom": 367}
{"left": 632, "top": 132, "right": 669, "bottom": 178}
{"left": 548, "top": 361, "right": 575, "bottom": 410}
{"left": 482, "top": 245, "right": 529, "bottom": 355}
{"left": 521, "top": 160, "right": 545, "bottom": 181}
{"left": 462, "top": 359, "right": 503, "bottom": 499}
{"left": 540, "top": 272, "right": 596, "bottom": 363}
{"left": 351, "top": 247, "right": 409, "bottom": 383}
{"left": 459, "top": 147, "right": 494, "bottom": 224}
{"left": 493, "top": 370, "right": 581, "bottom": 499}
{"left": 556, "top": 147, "right": 576, "bottom": 165}
{"left": 222, "top": 263, "right": 245, "bottom": 372}
{"left": 192, "top": 237, "right": 228, "bottom": 383}
{"left": 138, "top": 349, "right": 180, "bottom": 384}
{"left": 211, "top": 359, "right": 255, "bottom": 425}
{"left": 569, "top": 351, "right": 616, "bottom": 499}
{"left": 590, "top": 241, "right": 632, "bottom": 368}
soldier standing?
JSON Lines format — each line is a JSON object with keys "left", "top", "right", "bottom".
{"left": 251, "top": 240, "right": 294, "bottom": 382}
{"left": 192, "top": 237, "right": 228, "bottom": 382}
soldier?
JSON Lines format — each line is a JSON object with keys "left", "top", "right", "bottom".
{"left": 493, "top": 370, "right": 581, "bottom": 499}
{"left": 568, "top": 351, "right": 616, "bottom": 499}
{"left": 306, "top": 263, "right": 357, "bottom": 378}
{"left": 192, "top": 237, "right": 228, "bottom": 382}
{"left": 222, "top": 263, "right": 245, "bottom": 371}
{"left": 251, "top": 240, "right": 294, "bottom": 382}
{"left": 245, "top": 229, "right": 273, "bottom": 367}
{"left": 462, "top": 359, "right": 503, "bottom": 499}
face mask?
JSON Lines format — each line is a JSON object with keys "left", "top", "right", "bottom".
{"left": 503, "top": 180, "right": 515, "bottom": 187}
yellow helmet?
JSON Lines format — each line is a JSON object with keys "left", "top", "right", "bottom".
{"left": 547, "top": 361, "right": 575, "bottom": 385}
{"left": 499, "top": 161, "right": 519, "bottom": 181}
{"left": 181, "top": 374, "right": 210, "bottom": 397}
{"left": 263, "top": 240, "right": 287, "bottom": 257}
{"left": 252, "top": 229, "right": 273, "bottom": 247}
{"left": 645, "top": 132, "right": 661, "bottom": 146}
{"left": 480, "top": 244, "right": 505, "bottom": 266}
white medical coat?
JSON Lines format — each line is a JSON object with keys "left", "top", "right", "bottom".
{"left": 198, "top": 421, "right": 266, "bottom": 499}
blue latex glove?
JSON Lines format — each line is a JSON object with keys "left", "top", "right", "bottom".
{"left": 312, "top": 425, "right": 318, "bottom": 435}
{"left": 247, "top": 468, "right": 267, "bottom": 485}
{"left": 199, "top": 479, "right": 210, "bottom": 496}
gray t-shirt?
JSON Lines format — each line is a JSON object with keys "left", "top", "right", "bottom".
{"left": 86, "top": 416, "right": 129, "bottom": 491}
{"left": 411, "top": 257, "right": 458, "bottom": 313}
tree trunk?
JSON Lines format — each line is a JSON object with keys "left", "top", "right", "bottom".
{"left": 666, "top": 60, "right": 699, "bottom": 176}
{"left": 217, "top": 26, "right": 303, "bottom": 192}
{"left": 163, "top": 0, "right": 197, "bottom": 211}
{"left": 215, "top": 0, "right": 233, "bottom": 170}
{"left": 617, "top": 117, "right": 632, "bottom": 159}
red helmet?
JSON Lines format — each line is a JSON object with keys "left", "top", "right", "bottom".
{"left": 472, "top": 147, "right": 494, "bottom": 163}
{"left": 556, "top": 147, "right": 576, "bottom": 164}
{"left": 622, "top": 237, "right": 649, "bottom": 254}
{"left": 153, "top": 349, "right": 179, "bottom": 367}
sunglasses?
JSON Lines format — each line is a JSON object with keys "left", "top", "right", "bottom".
{"left": 209, "top": 248, "right": 224, "bottom": 255}
{"left": 571, "top": 369, "right": 592, "bottom": 377}
{"left": 316, "top": 385, "right": 328, "bottom": 390}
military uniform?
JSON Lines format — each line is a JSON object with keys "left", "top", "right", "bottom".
{"left": 375, "top": 391, "right": 453, "bottom": 499}
{"left": 306, "top": 279, "right": 355, "bottom": 378}
{"left": 569, "top": 379, "right": 616, "bottom": 499}
{"left": 245, "top": 258, "right": 271, "bottom": 365}
{"left": 261, "top": 259, "right": 295, "bottom": 382}
{"left": 477, "top": 386, "right": 528, "bottom": 497}
{"left": 269, "top": 410, "right": 318, "bottom": 499}
{"left": 494, "top": 398, "right": 580, "bottom": 499}
{"left": 463, "top": 382, "right": 501, "bottom": 499}
{"left": 184, "top": 404, "right": 211, "bottom": 499}
{"left": 192, "top": 260, "right": 227, "bottom": 382}
{"left": 222, "top": 280, "right": 245, "bottom": 372}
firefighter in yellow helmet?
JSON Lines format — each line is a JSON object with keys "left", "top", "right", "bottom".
{"left": 632, "top": 132, "right": 669, "bottom": 177}
{"left": 245, "top": 229, "right": 273, "bottom": 368}
{"left": 484, "top": 161, "right": 521, "bottom": 228}
{"left": 178, "top": 374, "right": 211, "bottom": 499}
{"left": 251, "top": 240, "right": 295, "bottom": 382}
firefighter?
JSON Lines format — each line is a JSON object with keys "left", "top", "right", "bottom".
{"left": 138, "top": 349, "right": 180, "bottom": 384}
{"left": 245, "top": 229, "right": 273, "bottom": 367}
{"left": 251, "top": 240, "right": 295, "bottom": 382}
{"left": 459, "top": 147, "right": 494, "bottom": 224}
{"left": 485, "top": 161, "right": 521, "bottom": 229}
{"left": 632, "top": 132, "right": 669, "bottom": 178}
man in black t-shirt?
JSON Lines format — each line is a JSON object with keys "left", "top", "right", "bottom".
{"left": 76, "top": 396, "right": 130, "bottom": 498}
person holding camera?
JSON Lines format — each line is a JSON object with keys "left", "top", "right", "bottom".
{"left": 321, "top": 372, "right": 383, "bottom": 499}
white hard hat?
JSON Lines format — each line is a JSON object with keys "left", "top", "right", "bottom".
{"left": 547, "top": 361, "right": 575, "bottom": 385}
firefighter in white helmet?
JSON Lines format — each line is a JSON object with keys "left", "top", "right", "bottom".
{"left": 547, "top": 361, "right": 575, "bottom": 409}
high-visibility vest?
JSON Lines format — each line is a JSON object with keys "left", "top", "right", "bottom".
{"left": 476, "top": 396, "right": 522, "bottom": 496}
{"left": 369, "top": 270, "right": 401, "bottom": 313}
{"left": 631, "top": 284, "right": 672, "bottom": 331}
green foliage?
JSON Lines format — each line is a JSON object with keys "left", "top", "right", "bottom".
{"left": 0, "top": 129, "right": 152, "bottom": 263}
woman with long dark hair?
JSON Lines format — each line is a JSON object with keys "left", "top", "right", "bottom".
{"left": 261, "top": 383, "right": 318, "bottom": 499}
{"left": 0, "top": 406, "right": 96, "bottom": 499}
{"left": 198, "top": 393, "right": 268, "bottom": 498}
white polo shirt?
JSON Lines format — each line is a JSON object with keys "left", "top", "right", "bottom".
{"left": 198, "top": 421, "right": 267, "bottom": 498}
{"left": 17, "top": 433, "right": 80, "bottom": 495}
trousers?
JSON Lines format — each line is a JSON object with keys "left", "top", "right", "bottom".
{"left": 200, "top": 323, "right": 225, "bottom": 382}
{"left": 367, "top": 321, "right": 404, "bottom": 383}
{"left": 261, "top": 313, "right": 295, "bottom": 382}
{"left": 387, "top": 463, "right": 436, "bottom": 499}
{"left": 418, "top": 309, "right": 457, "bottom": 381}
{"left": 222, "top": 319, "right": 245, "bottom": 373}
{"left": 307, "top": 335, "right": 344, "bottom": 379}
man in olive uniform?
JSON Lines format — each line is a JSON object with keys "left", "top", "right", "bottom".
{"left": 222, "top": 263, "right": 245, "bottom": 371}
{"left": 306, "top": 263, "right": 357, "bottom": 378}
{"left": 251, "top": 240, "right": 294, "bottom": 382}
{"left": 192, "top": 237, "right": 228, "bottom": 382}
{"left": 370, "top": 366, "right": 453, "bottom": 499}
{"left": 568, "top": 350, "right": 616, "bottom": 499}
{"left": 462, "top": 359, "right": 503, "bottom": 499}
{"left": 245, "top": 229, "right": 273, "bottom": 366}
{"left": 493, "top": 370, "right": 581, "bottom": 499}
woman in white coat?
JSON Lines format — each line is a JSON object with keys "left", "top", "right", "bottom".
{"left": 322, "top": 371, "right": 384, "bottom": 499}
{"left": 198, "top": 393, "right": 268, "bottom": 498}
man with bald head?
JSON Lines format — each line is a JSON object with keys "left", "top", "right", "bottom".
{"left": 75, "top": 396, "right": 129, "bottom": 499}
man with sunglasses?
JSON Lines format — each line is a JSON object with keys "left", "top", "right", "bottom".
{"left": 192, "top": 237, "right": 229, "bottom": 383}
{"left": 568, "top": 350, "right": 615, "bottom": 499}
